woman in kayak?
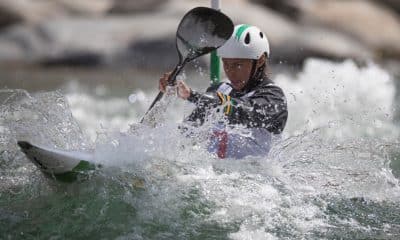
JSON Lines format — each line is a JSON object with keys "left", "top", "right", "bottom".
{"left": 159, "top": 24, "right": 288, "bottom": 159}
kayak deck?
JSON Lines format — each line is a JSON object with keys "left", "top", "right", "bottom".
{"left": 17, "top": 141, "right": 99, "bottom": 182}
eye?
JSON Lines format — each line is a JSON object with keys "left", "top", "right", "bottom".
{"left": 244, "top": 33, "right": 250, "bottom": 44}
{"left": 260, "top": 32, "right": 263, "bottom": 38}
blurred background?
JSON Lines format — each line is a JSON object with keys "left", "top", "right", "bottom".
{"left": 0, "top": 0, "right": 399, "bottom": 91}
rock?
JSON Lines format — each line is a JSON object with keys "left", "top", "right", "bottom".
{"left": 0, "top": 14, "right": 180, "bottom": 68}
{"left": 0, "top": 0, "right": 68, "bottom": 27}
{"left": 0, "top": 4, "right": 20, "bottom": 28}
{"left": 372, "top": 0, "right": 400, "bottom": 15}
{"left": 0, "top": 25, "right": 52, "bottom": 62}
{"left": 0, "top": 0, "right": 112, "bottom": 28}
{"left": 277, "top": 26, "right": 372, "bottom": 65}
{"left": 0, "top": 40, "right": 25, "bottom": 62}
{"left": 109, "top": 0, "right": 168, "bottom": 14}
{"left": 113, "top": 38, "right": 177, "bottom": 69}
{"left": 298, "top": 0, "right": 400, "bottom": 59}
{"left": 54, "top": 0, "right": 113, "bottom": 15}
{"left": 0, "top": 0, "right": 388, "bottom": 68}
{"left": 249, "top": 0, "right": 301, "bottom": 19}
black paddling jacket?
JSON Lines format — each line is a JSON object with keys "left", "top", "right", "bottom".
{"left": 185, "top": 74, "right": 288, "bottom": 134}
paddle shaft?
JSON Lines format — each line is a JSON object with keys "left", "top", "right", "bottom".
{"left": 140, "top": 59, "right": 188, "bottom": 123}
{"left": 139, "top": 7, "right": 234, "bottom": 124}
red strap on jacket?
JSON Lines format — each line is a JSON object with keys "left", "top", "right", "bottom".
{"left": 213, "top": 130, "right": 228, "bottom": 159}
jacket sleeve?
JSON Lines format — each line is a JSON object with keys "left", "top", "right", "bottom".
{"left": 184, "top": 89, "right": 221, "bottom": 125}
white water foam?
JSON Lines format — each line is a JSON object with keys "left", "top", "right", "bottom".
{"left": 277, "top": 59, "right": 397, "bottom": 139}
{"left": 59, "top": 59, "right": 399, "bottom": 239}
{"left": 2, "top": 58, "right": 399, "bottom": 239}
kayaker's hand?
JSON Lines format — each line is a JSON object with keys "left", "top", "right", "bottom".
{"left": 159, "top": 72, "right": 172, "bottom": 93}
{"left": 177, "top": 80, "right": 191, "bottom": 100}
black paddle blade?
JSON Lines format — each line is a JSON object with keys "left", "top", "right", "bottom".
{"left": 176, "top": 7, "right": 234, "bottom": 62}
{"left": 141, "top": 7, "right": 233, "bottom": 123}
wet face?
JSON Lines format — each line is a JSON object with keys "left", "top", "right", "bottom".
{"left": 222, "top": 55, "right": 266, "bottom": 91}
{"left": 222, "top": 58, "right": 253, "bottom": 91}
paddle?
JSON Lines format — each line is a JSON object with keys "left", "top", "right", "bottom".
{"left": 140, "top": 7, "right": 233, "bottom": 123}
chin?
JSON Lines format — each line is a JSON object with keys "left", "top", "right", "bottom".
{"left": 232, "top": 85, "right": 243, "bottom": 91}
{"left": 229, "top": 79, "right": 245, "bottom": 90}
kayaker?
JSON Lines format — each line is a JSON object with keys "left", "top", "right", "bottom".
{"left": 159, "top": 24, "right": 288, "bottom": 159}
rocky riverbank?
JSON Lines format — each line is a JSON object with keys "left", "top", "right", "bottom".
{"left": 0, "top": 0, "right": 399, "bottom": 78}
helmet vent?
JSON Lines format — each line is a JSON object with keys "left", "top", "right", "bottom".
{"left": 244, "top": 33, "right": 251, "bottom": 44}
{"left": 260, "top": 32, "right": 264, "bottom": 38}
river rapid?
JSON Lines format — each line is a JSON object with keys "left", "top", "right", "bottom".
{"left": 1, "top": 58, "right": 400, "bottom": 239}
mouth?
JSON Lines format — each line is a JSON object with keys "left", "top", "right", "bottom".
{"left": 230, "top": 79, "right": 244, "bottom": 86}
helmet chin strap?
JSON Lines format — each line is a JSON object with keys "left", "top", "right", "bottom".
{"left": 249, "top": 60, "right": 258, "bottom": 81}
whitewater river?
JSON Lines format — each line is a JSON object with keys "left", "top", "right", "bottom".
{"left": 1, "top": 59, "right": 400, "bottom": 239}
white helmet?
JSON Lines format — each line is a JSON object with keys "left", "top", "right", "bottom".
{"left": 217, "top": 24, "right": 270, "bottom": 59}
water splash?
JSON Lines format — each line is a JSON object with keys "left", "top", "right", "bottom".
{"left": 1, "top": 58, "right": 400, "bottom": 239}
{"left": 277, "top": 59, "right": 397, "bottom": 139}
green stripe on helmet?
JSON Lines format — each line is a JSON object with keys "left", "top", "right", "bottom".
{"left": 235, "top": 24, "right": 251, "bottom": 41}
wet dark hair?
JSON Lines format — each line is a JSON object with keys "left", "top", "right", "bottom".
{"left": 244, "top": 53, "right": 270, "bottom": 90}
{"left": 263, "top": 53, "right": 271, "bottom": 78}
{"left": 255, "top": 52, "right": 270, "bottom": 79}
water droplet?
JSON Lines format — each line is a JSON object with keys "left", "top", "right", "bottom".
{"left": 128, "top": 94, "right": 137, "bottom": 103}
